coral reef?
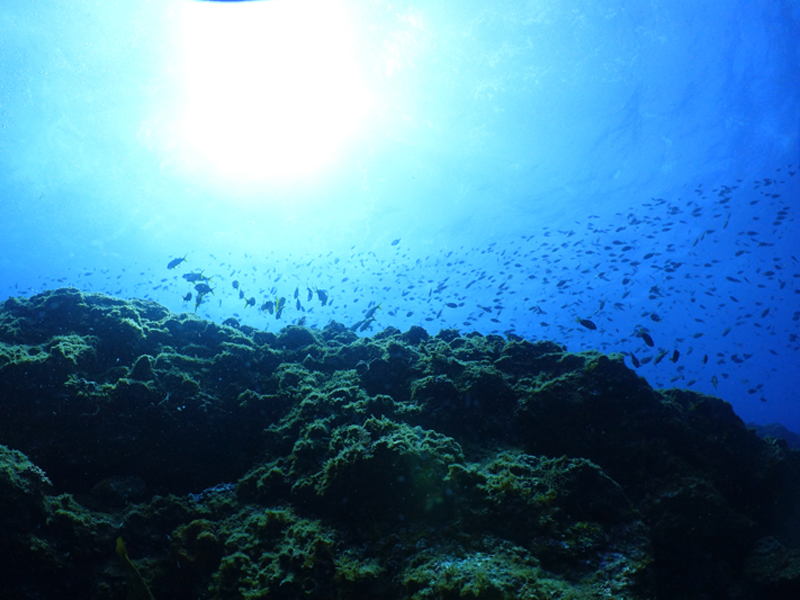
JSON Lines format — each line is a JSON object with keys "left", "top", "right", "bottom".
{"left": 1, "top": 288, "right": 799, "bottom": 599}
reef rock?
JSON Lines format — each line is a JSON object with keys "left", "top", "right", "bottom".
{"left": 1, "top": 288, "right": 799, "bottom": 600}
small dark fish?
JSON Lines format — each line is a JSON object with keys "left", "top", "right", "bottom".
{"left": 167, "top": 255, "right": 187, "bottom": 269}
{"left": 577, "top": 318, "right": 597, "bottom": 330}
{"left": 307, "top": 287, "right": 313, "bottom": 302}
{"left": 649, "top": 313, "right": 661, "bottom": 322}
{"left": 182, "top": 292, "right": 192, "bottom": 302}
{"left": 391, "top": 238, "right": 401, "bottom": 246}
{"left": 445, "top": 302, "right": 458, "bottom": 309}
{"left": 639, "top": 331, "right": 655, "bottom": 347}
{"left": 629, "top": 352, "right": 640, "bottom": 368}
{"left": 232, "top": 280, "right": 239, "bottom": 289}
{"left": 316, "top": 288, "right": 329, "bottom": 306}
{"left": 195, "top": 283, "right": 214, "bottom": 295}
{"left": 653, "top": 350, "right": 669, "bottom": 365}
{"left": 244, "top": 297, "right": 255, "bottom": 308}
{"left": 261, "top": 300, "right": 274, "bottom": 314}
{"left": 702, "top": 354, "right": 708, "bottom": 364}
{"left": 239, "top": 290, "right": 245, "bottom": 300}
{"left": 670, "top": 349, "right": 680, "bottom": 363}
{"left": 294, "top": 287, "right": 299, "bottom": 299}
{"left": 296, "top": 298, "right": 302, "bottom": 311}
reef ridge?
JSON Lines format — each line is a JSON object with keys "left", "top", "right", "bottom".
{"left": 1, "top": 288, "right": 799, "bottom": 600}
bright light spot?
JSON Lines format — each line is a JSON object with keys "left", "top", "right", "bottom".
{"left": 178, "top": 0, "right": 371, "bottom": 184}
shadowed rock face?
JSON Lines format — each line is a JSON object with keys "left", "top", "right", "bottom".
{"left": 1, "top": 288, "right": 799, "bottom": 600}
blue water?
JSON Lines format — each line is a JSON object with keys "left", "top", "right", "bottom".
{"left": 1, "top": 0, "right": 798, "bottom": 432}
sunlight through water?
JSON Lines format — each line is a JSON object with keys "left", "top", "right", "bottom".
{"left": 178, "top": 0, "right": 372, "bottom": 187}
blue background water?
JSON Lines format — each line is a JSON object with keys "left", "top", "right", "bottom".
{"left": 1, "top": 1, "right": 798, "bottom": 431}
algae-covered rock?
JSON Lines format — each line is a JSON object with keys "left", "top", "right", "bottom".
{"left": 302, "top": 416, "right": 464, "bottom": 522}
{"left": 0, "top": 444, "right": 53, "bottom": 527}
{"left": 1, "top": 288, "right": 799, "bottom": 600}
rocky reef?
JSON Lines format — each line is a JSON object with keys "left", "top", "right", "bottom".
{"left": 1, "top": 287, "right": 799, "bottom": 600}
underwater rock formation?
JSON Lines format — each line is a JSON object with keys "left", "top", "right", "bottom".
{"left": 1, "top": 288, "right": 799, "bottom": 599}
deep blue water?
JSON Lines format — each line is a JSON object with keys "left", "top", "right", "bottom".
{"left": 1, "top": 1, "right": 798, "bottom": 431}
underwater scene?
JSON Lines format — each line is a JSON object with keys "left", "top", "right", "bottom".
{"left": 1, "top": 1, "right": 799, "bottom": 599}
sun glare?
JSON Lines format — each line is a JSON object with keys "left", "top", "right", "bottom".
{"left": 178, "top": 0, "right": 371, "bottom": 185}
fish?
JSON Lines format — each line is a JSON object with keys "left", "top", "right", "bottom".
{"left": 638, "top": 330, "right": 655, "bottom": 347}
{"left": 316, "top": 288, "right": 329, "bottom": 306}
{"left": 182, "top": 271, "right": 208, "bottom": 283}
{"left": 576, "top": 318, "right": 597, "bottom": 330}
{"left": 244, "top": 297, "right": 255, "bottom": 308}
{"left": 260, "top": 300, "right": 274, "bottom": 314}
{"left": 194, "top": 283, "right": 215, "bottom": 295}
{"left": 670, "top": 349, "right": 680, "bottom": 363}
{"left": 167, "top": 255, "right": 187, "bottom": 269}
{"left": 363, "top": 303, "right": 381, "bottom": 321}
{"left": 232, "top": 280, "right": 239, "bottom": 289}
{"left": 194, "top": 292, "right": 207, "bottom": 312}
{"left": 629, "top": 352, "right": 640, "bottom": 368}
{"left": 275, "top": 297, "right": 286, "bottom": 319}
{"left": 182, "top": 292, "right": 192, "bottom": 302}
{"left": 359, "top": 316, "right": 377, "bottom": 331}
